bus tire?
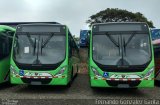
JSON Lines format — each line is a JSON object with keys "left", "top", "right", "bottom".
{"left": 131, "top": 87, "right": 138, "bottom": 90}
{"left": 155, "top": 80, "right": 160, "bottom": 87}
{"left": 155, "top": 72, "right": 160, "bottom": 87}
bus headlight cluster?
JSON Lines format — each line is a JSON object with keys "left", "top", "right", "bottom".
{"left": 10, "top": 65, "right": 18, "bottom": 75}
{"left": 144, "top": 67, "right": 154, "bottom": 79}
{"left": 91, "top": 67, "right": 101, "bottom": 77}
{"left": 55, "top": 66, "right": 66, "bottom": 76}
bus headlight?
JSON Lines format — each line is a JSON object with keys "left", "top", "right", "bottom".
{"left": 10, "top": 65, "right": 18, "bottom": 75}
{"left": 144, "top": 67, "right": 154, "bottom": 78}
{"left": 91, "top": 67, "right": 101, "bottom": 77}
{"left": 55, "top": 67, "right": 66, "bottom": 76}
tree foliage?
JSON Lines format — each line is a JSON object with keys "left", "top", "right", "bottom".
{"left": 87, "top": 8, "right": 154, "bottom": 28}
{"left": 73, "top": 35, "right": 80, "bottom": 41}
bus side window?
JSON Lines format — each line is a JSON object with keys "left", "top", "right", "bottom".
{"left": 0, "top": 33, "right": 10, "bottom": 60}
{"left": 69, "top": 35, "right": 72, "bottom": 58}
{"left": 72, "top": 41, "right": 78, "bottom": 58}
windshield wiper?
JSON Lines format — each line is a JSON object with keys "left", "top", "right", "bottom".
{"left": 40, "top": 33, "right": 54, "bottom": 55}
{"left": 124, "top": 32, "right": 135, "bottom": 47}
{"left": 123, "top": 32, "right": 136, "bottom": 57}
{"left": 41, "top": 33, "right": 54, "bottom": 48}
{"left": 105, "top": 33, "right": 119, "bottom": 47}
{"left": 34, "top": 35, "right": 41, "bottom": 64}
{"left": 26, "top": 33, "right": 34, "bottom": 47}
{"left": 105, "top": 33, "right": 120, "bottom": 55}
{"left": 123, "top": 37, "right": 126, "bottom": 56}
{"left": 120, "top": 35, "right": 124, "bottom": 65}
{"left": 33, "top": 38, "right": 36, "bottom": 55}
{"left": 26, "top": 33, "right": 36, "bottom": 55}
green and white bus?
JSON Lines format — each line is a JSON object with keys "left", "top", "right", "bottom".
{"left": 10, "top": 23, "right": 80, "bottom": 85}
{"left": 0, "top": 25, "right": 15, "bottom": 84}
{"left": 89, "top": 22, "right": 154, "bottom": 88}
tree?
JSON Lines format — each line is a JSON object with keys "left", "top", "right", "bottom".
{"left": 86, "top": 8, "right": 154, "bottom": 28}
{"left": 73, "top": 35, "right": 80, "bottom": 41}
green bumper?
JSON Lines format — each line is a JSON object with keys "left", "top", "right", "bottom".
{"left": 90, "top": 77, "right": 154, "bottom": 88}
{"left": 10, "top": 76, "right": 69, "bottom": 85}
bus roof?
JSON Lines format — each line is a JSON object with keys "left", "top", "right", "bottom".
{"left": 0, "top": 22, "right": 60, "bottom": 28}
{"left": 16, "top": 24, "right": 66, "bottom": 33}
{"left": 92, "top": 22, "right": 149, "bottom": 32}
{"left": 92, "top": 22, "right": 148, "bottom": 26}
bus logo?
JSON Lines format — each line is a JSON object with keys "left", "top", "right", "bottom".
{"left": 122, "top": 75, "right": 125, "bottom": 78}
{"left": 35, "top": 72, "right": 38, "bottom": 76}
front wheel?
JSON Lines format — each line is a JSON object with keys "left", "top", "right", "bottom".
{"left": 155, "top": 71, "right": 160, "bottom": 86}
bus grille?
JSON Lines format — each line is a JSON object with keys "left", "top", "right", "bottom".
{"left": 21, "top": 78, "right": 52, "bottom": 85}
{"left": 106, "top": 80, "right": 141, "bottom": 87}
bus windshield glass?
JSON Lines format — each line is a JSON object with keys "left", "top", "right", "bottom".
{"left": 13, "top": 32, "right": 66, "bottom": 65}
{"left": 92, "top": 24, "right": 151, "bottom": 66}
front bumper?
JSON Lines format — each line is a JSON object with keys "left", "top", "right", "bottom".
{"left": 10, "top": 75, "right": 68, "bottom": 85}
{"left": 90, "top": 77, "right": 154, "bottom": 88}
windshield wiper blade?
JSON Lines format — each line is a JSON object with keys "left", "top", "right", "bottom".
{"left": 120, "top": 35, "right": 124, "bottom": 66}
{"left": 26, "top": 32, "right": 34, "bottom": 47}
{"left": 105, "top": 33, "right": 120, "bottom": 48}
{"left": 41, "top": 33, "right": 54, "bottom": 48}
{"left": 26, "top": 33, "right": 37, "bottom": 55}
{"left": 34, "top": 35, "right": 41, "bottom": 64}
{"left": 33, "top": 38, "right": 36, "bottom": 55}
{"left": 123, "top": 37, "right": 126, "bottom": 56}
{"left": 105, "top": 33, "right": 120, "bottom": 55}
{"left": 40, "top": 33, "right": 54, "bottom": 55}
{"left": 118, "top": 36, "right": 120, "bottom": 55}
{"left": 124, "top": 32, "right": 135, "bottom": 47}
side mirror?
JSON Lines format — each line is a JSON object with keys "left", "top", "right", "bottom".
{"left": 69, "top": 41, "right": 72, "bottom": 58}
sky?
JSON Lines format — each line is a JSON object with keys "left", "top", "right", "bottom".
{"left": 0, "top": 0, "right": 159, "bottom": 36}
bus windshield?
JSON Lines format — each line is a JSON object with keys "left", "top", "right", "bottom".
{"left": 13, "top": 33, "right": 66, "bottom": 65}
{"left": 93, "top": 32, "right": 151, "bottom": 66}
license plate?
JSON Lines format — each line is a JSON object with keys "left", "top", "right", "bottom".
{"left": 31, "top": 81, "right": 42, "bottom": 85}
{"left": 25, "top": 72, "right": 52, "bottom": 77}
{"left": 118, "top": 84, "right": 129, "bottom": 88}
